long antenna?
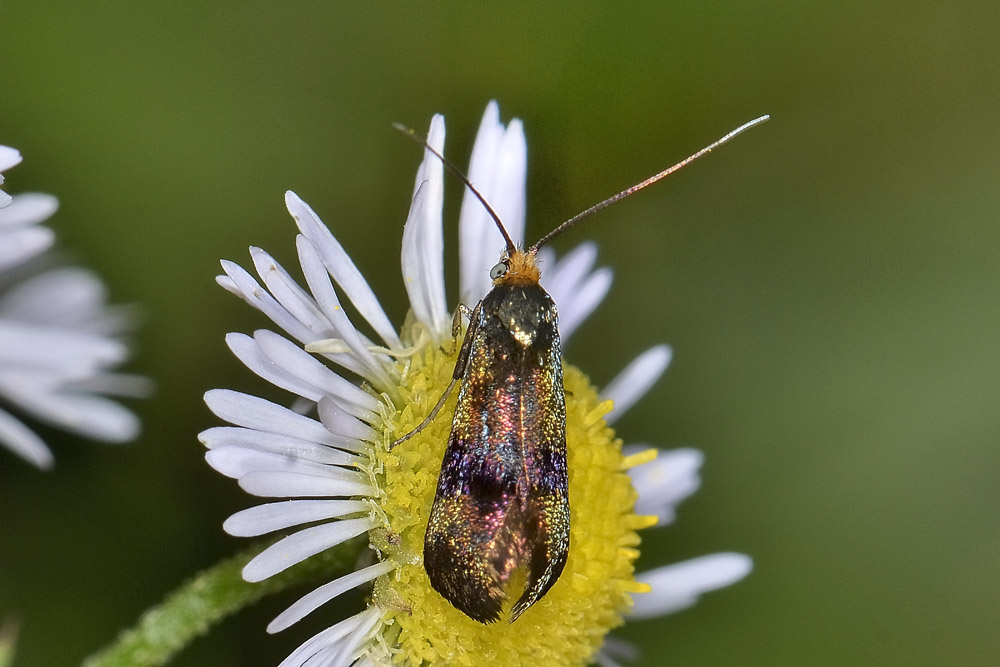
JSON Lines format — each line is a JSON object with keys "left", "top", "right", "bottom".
{"left": 393, "top": 122, "right": 517, "bottom": 256}
{"left": 529, "top": 114, "right": 770, "bottom": 252}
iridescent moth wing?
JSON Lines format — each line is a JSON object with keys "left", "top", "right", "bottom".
{"left": 424, "top": 270, "right": 570, "bottom": 623}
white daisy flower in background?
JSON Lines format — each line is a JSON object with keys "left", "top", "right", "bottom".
{"left": 1, "top": 145, "right": 23, "bottom": 208}
{"left": 0, "top": 144, "right": 145, "bottom": 469}
{"left": 202, "top": 101, "right": 751, "bottom": 666}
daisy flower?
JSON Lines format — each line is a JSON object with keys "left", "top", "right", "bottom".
{"left": 202, "top": 102, "right": 751, "bottom": 666}
{"left": 1, "top": 145, "right": 24, "bottom": 208}
{"left": 0, "top": 144, "right": 144, "bottom": 468}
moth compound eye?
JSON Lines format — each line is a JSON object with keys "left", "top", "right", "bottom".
{"left": 490, "top": 262, "right": 508, "bottom": 280}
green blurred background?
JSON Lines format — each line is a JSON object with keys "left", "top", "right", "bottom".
{"left": 2, "top": 2, "right": 998, "bottom": 665}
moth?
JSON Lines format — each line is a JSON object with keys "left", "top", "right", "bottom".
{"left": 394, "top": 114, "right": 769, "bottom": 623}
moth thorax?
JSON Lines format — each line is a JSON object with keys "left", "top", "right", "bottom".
{"left": 494, "top": 249, "right": 541, "bottom": 286}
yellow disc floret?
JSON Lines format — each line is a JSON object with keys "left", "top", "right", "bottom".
{"left": 370, "top": 323, "right": 656, "bottom": 666}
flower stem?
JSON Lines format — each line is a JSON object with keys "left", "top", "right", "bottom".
{"left": 0, "top": 618, "right": 18, "bottom": 667}
{"left": 82, "top": 537, "right": 365, "bottom": 667}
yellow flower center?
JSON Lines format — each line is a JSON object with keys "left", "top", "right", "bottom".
{"left": 370, "top": 325, "right": 656, "bottom": 666}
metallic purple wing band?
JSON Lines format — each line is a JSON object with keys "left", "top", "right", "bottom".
{"left": 424, "top": 282, "right": 570, "bottom": 623}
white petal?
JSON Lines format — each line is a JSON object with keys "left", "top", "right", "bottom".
{"left": 0, "top": 227, "right": 55, "bottom": 272}
{"left": 0, "top": 408, "right": 53, "bottom": 469}
{"left": 216, "top": 273, "right": 238, "bottom": 294}
{"left": 628, "top": 447, "right": 703, "bottom": 525}
{"left": 459, "top": 101, "right": 504, "bottom": 295}
{"left": 601, "top": 345, "right": 672, "bottom": 424}
{"left": 200, "top": 426, "right": 361, "bottom": 464}
{"left": 286, "top": 191, "right": 401, "bottom": 350}
{"left": 401, "top": 114, "right": 450, "bottom": 339}
{"left": 0, "top": 321, "right": 127, "bottom": 371}
{"left": 541, "top": 241, "right": 599, "bottom": 300}
{"left": 630, "top": 553, "right": 753, "bottom": 618}
{"left": 242, "top": 517, "right": 376, "bottom": 581}
{"left": 538, "top": 243, "right": 613, "bottom": 341}
{"left": 491, "top": 117, "right": 527, "bottom": 245}
{"left": 250, "top": 247, "right": 334, "bottom": 339}
{"left": 42, "top": 393, "right": 138, "bottom": 441}
{"left": 204, "top": 445, "right": 363, "bottom": 481}
{"left": 592, "top": 653, "right": 624, "bottom": 667}
{"left": 0, "top": 267, "right": 106, "bottom": 327}
{"left": 227, "top": 332, "right": 329, "bottom": 403}
{"left": 204, "top": 390, "right": 343, "bottom": 446}
{"left": 268, "top": 560, "right": 395, "bottom": 633}
{"left": 297, "top": 237, "right": 394, "bottom": 389}
{"left": 223, "top": 499, "right": 368, "bottom": 536}
{"left": 247, "top": 249, "right": 372, "bottom": 379}
{"left": 0, "top": 385, "right": 139, "bottom": 442}
{"left": 556, "top": 267, "right": 612, "bottom": 343}
{"left": 73, "top": 372, "right": 153, "bottom": 399}
{"left": 0, "top": 145, "right": 21, "bottom": 173}
{"left": 219, "top": 260, "right": 316, "bottom": 343}
{"left": 594, "top": 637, "right": 639, "bottom": 667}
{"left": 221, "top": 258, "right": 362, "bottom": 388}
{"left": 277, "top": 607, "right": 382, "bottom": 667}
{"left": 228, "top": 330, "right": 376, "bottom": 419}
{"left": 459, "top": 101, "right": 528, "bottom": 305}
{"left": 239, "top": 470, "right": 374, "bottom": 499}
{"left": 326, "top": 605, "right": 384, "bottom": 667}
{"left": 0, "top": 193, "right": 58, "bottom": 227}
{"left": 253, "top": 330, "right": 379, "bottom": 417}
{"left": 535, "top": 246, "right": 556, "bottom": 277}
{"left": 0, "top": 147, "right": 22, "bottom": 207}
{"left": 277, "top": 614, "right": 362, "bottom": 667}
{"left": 317, "top": 396, "right": 377, "bottom": 443}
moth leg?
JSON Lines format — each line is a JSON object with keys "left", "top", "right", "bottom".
{"left": 307, "top": 337, "right": 425, "bottom": 359}
{"left": 392, "top": 301, "right": 482, "bottom": 449}
{"left": 441, "top": 302, "right": 473, "bottom": 356}
{"left": 391, "top": 376, "right": 459, "bottom": 449}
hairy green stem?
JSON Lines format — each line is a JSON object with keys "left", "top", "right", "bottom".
{"left": 82, "top": 538, "right": 365, "bottom": 667}
{"left": 0, "top": 618, "right": 17, "bottom": 667}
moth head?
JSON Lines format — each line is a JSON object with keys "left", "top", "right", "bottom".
{"left": 491, "top": 248, "right": 540, "bottom": 286}
{"left": 489, "top": 259, "right": 508, "bottom": 281}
